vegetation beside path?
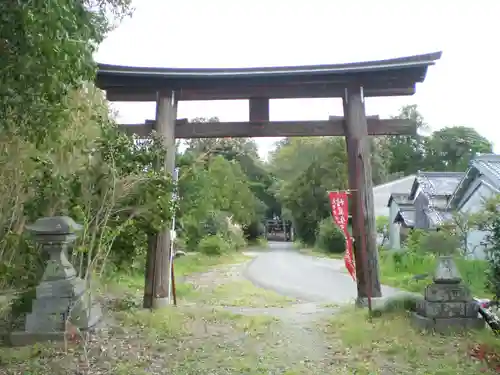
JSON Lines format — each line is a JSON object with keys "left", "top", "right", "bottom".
{"left": 3, "top": 253, "right": 499, "bottom": 374}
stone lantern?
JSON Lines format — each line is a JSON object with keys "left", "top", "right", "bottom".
{"left": 9, "top": 216, "right": 103, "bottom": 346}
{"left": 411, "top": 255, "right": 484, "bottom": 333}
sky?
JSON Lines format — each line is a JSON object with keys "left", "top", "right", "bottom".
{"left": 96, "top": 0, "right": 500, "bottom": 159}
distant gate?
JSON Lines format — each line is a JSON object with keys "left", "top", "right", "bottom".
{"left": 265, "top": 219, "right": 292, "bottom": 242}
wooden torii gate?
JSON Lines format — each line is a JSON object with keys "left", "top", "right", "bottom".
{"left": 95, "top": 51, "right": 442, "bottom": 308}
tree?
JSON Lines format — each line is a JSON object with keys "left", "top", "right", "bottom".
{"left": 423, "top": 126, "right": 493, "bottom": 171}
{"left": 386, "top": 104, "right": 427, "bottom": 176}
{"left": 268, "top": 137, "right": 348, "bottom": 244}
{"left": 185, "top": 117, "right": 259, "bottom": 159}
{"left": 0, "top": 1, "right": 132, "bottom": 143}
{"left": 185, "top": 117, "right": 280, "bottom": 221}
{"left": 371, "top": 136, "right": 393, "bottom": 184}
{"left": 177, "top": 152, "right": 260, "bottom": 250}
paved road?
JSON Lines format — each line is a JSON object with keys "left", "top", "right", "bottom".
{"left": 244, "top": 242, "right": 399, "bottom": 304}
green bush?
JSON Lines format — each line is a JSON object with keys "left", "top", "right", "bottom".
{"left": 198, "top": 235, "right": 230, "bottom": 255}
{"left": 226, "top": 224, "right": 246, "bottom": 250}
{"left": 404, "top": 229, "right": 428, "bottom": 252}
{"left": 379, "top": 245, "right": 489, "bottom": 297}
{"left": 243, "top": 221, "right": 265, "bottom": 240}
{"left": 203, "top": 211, "right": 229, "bottom": 236}
{"left": 417, "top": 230, "right": 460, "bottom": 256}
{"left": 315, "top": 217, "right": 346, "bottom": 254}
{"left": 181, "top": 211, "right": 231, "bottom": 251}
{"left": 475, "top": 195, "right": 500, "bottom": 299}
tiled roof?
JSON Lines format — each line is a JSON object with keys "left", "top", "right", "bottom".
{"left": 394, "top": 207, "right": 416, "bottom": 227}
{"left": 448, "top": 154, "right": 500, "bottom": 209}
{"left": 417, "top": 171, "right": 465, "bottom": 196}
{"left": 471, "top": 154, "right": 500, "bottom": 186}
{"left": 425, "top": 209, "right": 453, "bottom": 228}
{"left": 387, "top": 192, "right": 411, "bottom": 207}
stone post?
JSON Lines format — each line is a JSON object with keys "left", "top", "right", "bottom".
{"left": 388, "top": 202, "right": 401, "bottom": 249}
{"left": 9, "top": 216, "right": 103, "bottom": 346}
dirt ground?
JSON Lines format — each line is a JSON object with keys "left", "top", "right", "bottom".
{"left": 1, "top": 260, "right": 498, "bottom": 374}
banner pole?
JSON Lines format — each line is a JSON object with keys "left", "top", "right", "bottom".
{"left": 167, "top": 167, "right": 179, "bottom": 305}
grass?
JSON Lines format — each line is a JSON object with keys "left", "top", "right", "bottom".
{"left": 4, "top": 304, "right": 499, "bottom": 374}
{"left": 322, "top": 307, "right": 500, "bottom": 374}
{"left": 107, "top": 251, "right": 252, "bottom": 292}
{"left": 198, "top": 280, "right": 296, "bottom": 307}
{"left": 0, "top": 250, "right": 303, "bottom": 374}
{"left": 0, "top": 305, "right": 286, "bottom": 374}
{"left": 3, "top": 247, "right": 500, "bottom": 374}
{"left": 293, "top": 240, "right": 345, "bottom": 259}
{"left": 299, "top": 247, "right": 344, "bottom": 259}
{"left": 103, "top": 249, "right": 296, "bottom": 309}
{"left": 247, "top": 237, "right": 269, "bottom": 248}
{"left": 174, "top": 252, "right": 252, "bottom": 276}
{"left": 378, "top": 250, "right": 490, "bottom": 297}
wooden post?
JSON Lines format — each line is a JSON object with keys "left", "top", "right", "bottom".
{"left": 342, "top": 87, "right": 382, "bottom": 301}
{"left": 143, "top": 91, "right": 177, "bottom": 309}
{"left": 249, "top": 98, "right": 270, "bottom": 122}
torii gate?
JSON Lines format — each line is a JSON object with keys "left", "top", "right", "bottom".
{"left": 95, "top": 51, "right": 442, "bottom": 308}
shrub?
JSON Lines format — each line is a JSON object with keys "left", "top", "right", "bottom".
{"left": 474, "top": 195, "right": 500, "bottom": 299}
{"left": 315, "top": 217, "right": 346, "bottom": 254}
{"left": 198, "top": 235, "right": 230, "bottom": 255}
{"left": 379, "top": 240, "right": 489, "bottom": 296}
{"left": 486, "top": 219, "right": 500, "bottom": 299}
{"left": 225, "top": 218, "right": 247, "bottom": 250}
{"left": 404, "top": 229, "right": 428, "bottom": 252}
{"left": 203, "top": 211, "right": 229, "bottom": 236}
{"left": 418, "top": 230, "right": 460, "bottom": 256}
{"left": 181, "top": 210, "right": 230, "bottom": 251}
{"left": 243, "top": 220, "right": 265, "bottom": 240}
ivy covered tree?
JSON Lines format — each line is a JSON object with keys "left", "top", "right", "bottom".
{"left": 0, "top": 1, "right": 132, "bottom": 142}
{"left": 0, "top": 2, "right": 181, "bottom": 292}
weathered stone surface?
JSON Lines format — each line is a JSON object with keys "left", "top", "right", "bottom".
{"left": 433, "top": 256, "right": 462, "bottom": 284}
{"left": 26, "top": 216, "right": 82, "bottom": 236}
{"left": 412, "top": 256, "right": 484, "bottom": 333}
{"left": 7, "top": 216, "right": 103, "bottom": 346}
{"left": 8, "top": 332, "right": 67, "bottom": 347}
{"left": 411, "top": 312, "right": 485, "bottom": 333}
{"left": 424, "top": 283, "right": 471, "bottom": 302}
{"left": 417, "top": 300, "right": 478, "bottom": 318}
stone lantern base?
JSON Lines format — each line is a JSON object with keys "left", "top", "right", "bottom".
{"left": 410, "top": 256, "right": 484, "bottom": 333}
{"left": 8, "top": 277, "right": 103, "bottom": 346}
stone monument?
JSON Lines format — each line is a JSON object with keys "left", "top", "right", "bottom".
{"left": 411, "top": 255, "right": 484, "bottom": 333}
{"left": 9, "top": 216, "right": 103, "bottom": 346}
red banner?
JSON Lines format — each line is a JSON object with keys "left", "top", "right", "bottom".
{"left": 328, "top": 191, "right": 356, "bottom": 281}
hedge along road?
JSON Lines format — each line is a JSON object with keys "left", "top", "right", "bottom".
{"left": 243, "top": 241, "right": 399, "bottom": 304}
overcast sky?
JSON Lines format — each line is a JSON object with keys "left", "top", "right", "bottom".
{"left": 96, "top": 0, "right": 500, "bottom": 158}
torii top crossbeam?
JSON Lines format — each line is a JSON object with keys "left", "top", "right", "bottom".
{"left": 96, "top": 52, "right": 442, "bottom": 102}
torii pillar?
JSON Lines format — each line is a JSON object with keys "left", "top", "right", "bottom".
{"left": 143, "top": 90, "right": 177, "bottom": 309}
{"left": 343, "top": 87, "right": 382, "bottom": 302}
